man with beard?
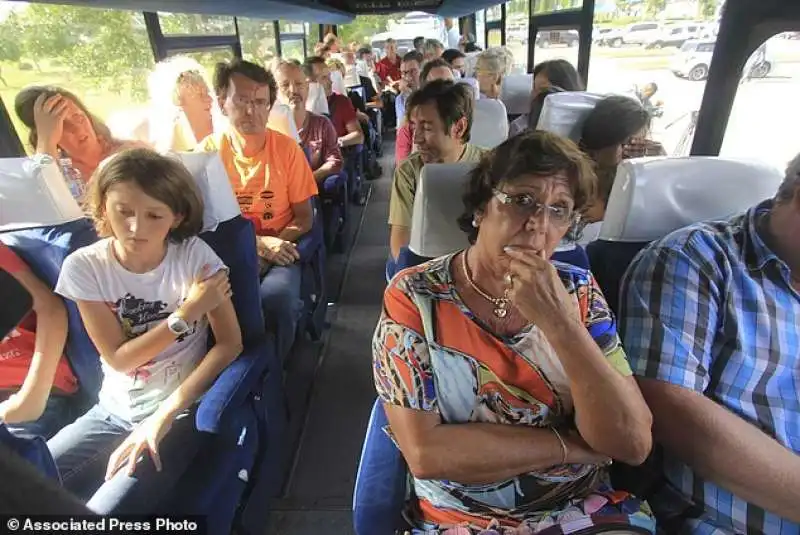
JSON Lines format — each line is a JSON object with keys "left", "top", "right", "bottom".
{"left": 388, "top": 80, "right": 486, "bottom": 259}
{"left": 274, "top": 60, "right": 342, "bottom": 184}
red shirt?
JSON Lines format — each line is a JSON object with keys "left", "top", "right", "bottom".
{"left": 327, "top": 94, "right": 358, "bottom": 139}
{"left": 0, "top": 244, "right": 78, "bottom": 394}
{"left": 395, "top": 122, "right": 414, "bottom": 163}
{"left": 375, "top": 55, "right": 401, "bottom": 83}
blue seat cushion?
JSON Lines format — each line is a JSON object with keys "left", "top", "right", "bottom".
{"left": 552, "top": 245, "right": 590, "bottom": 270}
{"left": 586, "top": 240, "right": 650, "bottom": 317}
{"left": 0, "top": 219, "right": 101, "bottom": 402}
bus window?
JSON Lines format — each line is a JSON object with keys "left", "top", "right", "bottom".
{"left": 506, "top": 0, "right": 530, "bottom": 75}
{"left": 488, "top": 28, "right": 502, "bottom": 48}
{"left": 587, "top": 0, "right": 720, "bottom": 157}
{"left": 0, "top": 1, "right": 155, "bottom": 152}
{"left": 238, "top": 17, "right": 278, "bottom": 65}
{"left": 533, "top": 0, "right": 582, "bottom": 15}
{"left": 157, "top": 12, "right": 236, "bottom": 35}
{"left": 533, "top": 28, "right": 580, "bottom": 75}
{"left": 279, "top": 21, "right": 306, "bottom": 61}
{"left": 720, "top": 33, "right": 800, "bottom": 172}
{"left": 169, "top": 49, "right": 234, "bottom": 78}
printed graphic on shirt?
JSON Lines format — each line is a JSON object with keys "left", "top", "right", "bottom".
{"left": 0, "top": 329, "right": 23, "bottom": 361}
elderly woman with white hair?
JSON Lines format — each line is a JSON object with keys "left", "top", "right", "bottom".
{"left": 474, "top": 46, "right": 515, "bottom": 100}
{"left": 144, "top": 55, "right": 226, "bottom": 153}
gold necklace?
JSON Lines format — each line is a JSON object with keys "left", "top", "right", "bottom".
{"left": 461, "top": 250, "right": 511, "bottom": 318}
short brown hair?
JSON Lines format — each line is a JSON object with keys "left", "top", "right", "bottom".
{"left": 406, "top": 80, "right": 473, "bottom": 143}
{"left": 213, "top": 59, "right": 277, "bottom": 108}
{"left": 87, "top": 148, "right": 204, "bottom": 242}
{"left": 420, "top": 58, "right": 452, "bottom": 83}
{"left": 458, "top": 130, "right": 597, "bottom": 243}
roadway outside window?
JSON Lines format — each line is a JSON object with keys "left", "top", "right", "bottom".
{"left": 720, "top": 33, "right": 800, "bottom": 172}
{"left": 0, "top": 1, "right": 155, "bottom": 152}
{"left": 585, "top": 0, "right": 720, "bottom": 159}
{"left": 238, "top": 17, "right": 278, "bottom": 65}
{"left": 582, "top": 0, "right": 800, "bottom": 173}
{"left": 157, "top": 12, "right": 236, "bottom": 35}
{"left": 337, "top": 14, "right": 444, "bottom": 60}
{"left": 533, "top": 27, "right": 580, "bottom": 70}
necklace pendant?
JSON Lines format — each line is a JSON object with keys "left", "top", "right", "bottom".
{"left": 493, "top": 307, "right": 508, "bottom": 318}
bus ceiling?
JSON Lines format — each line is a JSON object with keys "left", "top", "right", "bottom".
{"left": 4, "top": 0, "right": 509, "bottom": 20}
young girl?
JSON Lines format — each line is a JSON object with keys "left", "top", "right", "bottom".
{"left": 48, "top": 147, "right": 243, "bottom": 513}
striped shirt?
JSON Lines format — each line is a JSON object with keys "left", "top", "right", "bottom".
{"left": 620, "top": 199, "right": 800, "bottom": 535}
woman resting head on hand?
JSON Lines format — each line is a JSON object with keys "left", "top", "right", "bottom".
{"left": 373, "top": 130, "right": 654, "bottom": 534}
{"left": 49, "top": 148, "right": 243, "bottom": 513}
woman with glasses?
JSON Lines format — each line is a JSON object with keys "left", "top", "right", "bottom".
{"left": 373, "top": 130, "right": 655, "bottom": 535}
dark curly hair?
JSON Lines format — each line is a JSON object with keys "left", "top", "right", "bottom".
{"left": 213, "top": 58, "right": 277, "bottom": 108}
{"left": 458, "top": 130, "right": 597, "bottom": 244}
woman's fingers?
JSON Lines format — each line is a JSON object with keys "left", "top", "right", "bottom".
{"left": 147, "top": 438, "right": 163, "bottom": 472}
{"left": 125, "top": 440, "right": 147, "bottom": 477}
{"left": 105, "top": 440, "right": 133, "bottom": 480}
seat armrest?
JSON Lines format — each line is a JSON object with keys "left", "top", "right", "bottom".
{"left": 195, "top": 338, "right": 272, "bottom": 435}
{"left": 322, "top": 172, "right": 347, "bottom": 195}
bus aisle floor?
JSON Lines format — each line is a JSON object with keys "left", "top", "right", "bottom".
{"left": 266, "top": 132, "right": 397, "bottom": 535}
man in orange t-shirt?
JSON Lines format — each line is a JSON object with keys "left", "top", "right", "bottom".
{"left": 0, "top": 244, "right": 78, "bottom": 438}
{"left": 198, "top": 59, "right": 318, "bottom": 360}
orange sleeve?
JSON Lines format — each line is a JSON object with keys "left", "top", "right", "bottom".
{"left": 0, "top": 244, "right": 27, "bottom": 274}
{"left": 283, "top": 135, "right": 319, "bottom": 204}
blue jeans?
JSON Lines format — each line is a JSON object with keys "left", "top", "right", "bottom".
{"left": 4, "top": 394, "right": 80, "bottom": 440}
{"left": 47, "top": 404, "right": 203, "bottom": 514}
{"left": 260, "top": 263, "right": 303, "bottom": 361}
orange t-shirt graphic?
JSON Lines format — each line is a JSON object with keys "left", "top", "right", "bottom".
{"left": 197, "top": 129, "right": 318, "bottom": 236}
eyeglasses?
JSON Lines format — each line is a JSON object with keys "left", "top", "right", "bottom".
{"left": 493, "top": 189, "right": 577, "bottom": 227}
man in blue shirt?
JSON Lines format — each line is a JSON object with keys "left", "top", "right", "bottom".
{"left": 620, "top": 152, "right": 800, "bottom": 535}
{"left": 395, "top": 51, "right": 422, "bottom": 126}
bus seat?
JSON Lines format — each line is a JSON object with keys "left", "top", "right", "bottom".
{"left": 470, "top": 98, "right": 509, "bottom": 149}
{"left": 588, "top": 156, "right": 784, "bottom": 316}
{"left": 170, "top": 152, "right": 284, "bottom": 533}
{"left": 353, "top": 398, "right": 409, "bottom": 535}
{"left": 296, "top": 196, "right": 327, "bottom": 341}
{"left": 499, "top": 73, "right": 533, "bottom": 120}
{"left": 268, "top": 102, "right": 300, "bottom": 143}
{"left": 536, "top": 91, "right": 604, "bottom": 143}
{"left": 0, "top": 155, "right": 102, "bottom": 407}
{"left": 345, "top": 144, "right": 365, "bottom": 205}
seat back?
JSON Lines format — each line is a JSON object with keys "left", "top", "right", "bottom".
{"left": 588, "top": 156, "right": 784, "bottom": 314}
{"left": 499, "top": 73, "right": 533, "bottom": 117}
{"left": 307, "top": 82, "right": 330, "bottom": 115}
{"left": 268, "top": 102, "right": 300, "bottom": 143}
{"left": 409, "top": 162, "right": 475, "bottom": 258}
{"left": 0, "top": 156, "right": 102, "bottom": 401}
{"left": 536, "top": 91, "right": 604, "bottom": 143}
{"left": 174, "top": 152, "right": 264, "bottom": 343}
{"left": 353, "top": 398, "right": 408, "bottom": 535}
{"left": 470, "top": 98, "right": 509, "bottom": 149}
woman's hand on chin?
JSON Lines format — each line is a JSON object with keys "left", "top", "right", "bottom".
{"left": 504, "top": 246, "right": 580, "bottom": 333}
{"left": 104, "top": 412, "right": 174, "bottom": 480}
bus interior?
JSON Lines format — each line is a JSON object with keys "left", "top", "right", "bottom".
{"left": 0, "top": 0, "right": 799, "bottom": 533}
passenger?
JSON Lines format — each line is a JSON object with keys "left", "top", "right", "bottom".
{"left": 413, "top": 36, "right": 425, "bottom": 54}
{"left": 388, "top": 80, "right": 486, "bottom": 260}
{"left": 275, "top": 60, "right": 342, "bottom": 184}
{"left": 422, "top": 38, "right": 445, "bottom": 62}
{"left": 395, "top": 59, "right": 455, "bottom": 164}
{"left": 474, "top": 47, "right": 514, "bottom": 99}
{"left": 580, "top": 95, "right": 665, "bottom": 167}
{"left": 48, "top": 148, "right": 242, "bottom": 513}
{"left": 395, "top": 51, "right": 423, "bottom": 126}
{"left": 374, "top": 130, "right": 654, "bottom": 534}
{"left": 0, "top": 244, "right": 78, "bottom": 439}
{"left": 146, "top": 55, "right": 224, "bottom": 153}
{"left": 375, "top": 38, "right": 402, "bottom": 91}
{"left": 444, "top": 18, "right": 461, "bottom": 49}
{"left": 324, "top": 32, "right": 341, "bottom": 55}
{"left": 619, "top": 152, "right": 800, "bottom": 534}
{"left": 304, "top": 56, "right": 364, "bottom": 149}
{"left": 441, "top": 48, "right": 467, "bottom": 78}
{"left": 197, "top": 59, "right": 317, "bottom": 360}
{"left": 14, "top": 86, "right": 139, "bottom": 195}
{"left": 508, "top": 59, "right": 585, "bottom": 138}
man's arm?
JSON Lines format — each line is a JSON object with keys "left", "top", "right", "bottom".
{"left": 313, "top": 120, "right": 343, "bottom": 183}
{"left": 620, "top": 237, "right": 800, "bottom": 522}
{"left": 278, "top": 199, "right": 313, "bottom": 243}
{"left": 387, "top": 161, "right": 416, "bottom": 259}
{"left": 638, "top": 378, "right": 800, "bottom": 523}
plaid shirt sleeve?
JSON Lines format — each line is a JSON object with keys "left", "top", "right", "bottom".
{"left": 619, "top": 233, "right": 723, "bottom": 393}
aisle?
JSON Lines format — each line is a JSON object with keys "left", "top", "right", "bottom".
{"left": 266, "top": 138, "right": 395, "bottom": 534}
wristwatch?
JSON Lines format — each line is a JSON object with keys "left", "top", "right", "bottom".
{"left": 167, "top": 312, "right": 191, "bottom": 337}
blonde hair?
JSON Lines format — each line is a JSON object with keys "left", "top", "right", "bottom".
{"left": 146, "top": 55, "right": 225, "bottom": 151}
{"left": 326, "top": 57, "right": 345, "bottom": 76}
{"left": 475, "top": 47, "right": 515, "bottom": 78}
{"left": 88, "top": 148, "right": 204, "bottom": 242}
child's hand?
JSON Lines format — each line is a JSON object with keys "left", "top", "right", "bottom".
{"left": 180, "top": 265, "right": 231, "bottom": 322}
{"left": 105, "top": 412, "right": 174, "bottom": 479}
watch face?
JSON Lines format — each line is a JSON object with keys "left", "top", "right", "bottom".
{"left": 169, "top": 315, "right": 189, "bottom": 334}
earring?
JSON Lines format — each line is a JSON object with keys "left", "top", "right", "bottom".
{"left": 472, "top": 217, "right": 479, "bottom": 228}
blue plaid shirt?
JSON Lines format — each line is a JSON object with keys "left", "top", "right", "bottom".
{"left": 620, "top": 199, "right": 800, "bottom": 535}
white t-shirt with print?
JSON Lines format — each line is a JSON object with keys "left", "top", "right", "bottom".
{"left": 56, "top": 236, "right": 226, "bottom": 423}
